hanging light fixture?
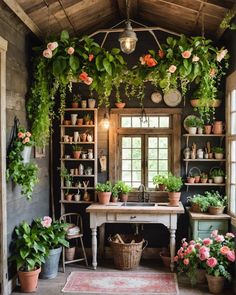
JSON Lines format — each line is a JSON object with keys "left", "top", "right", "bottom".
{"left": 102, "top": 110, "right": 110, "bottom": 129}
{"left": 118, "top": 0, "right": 138, "bottom": 54}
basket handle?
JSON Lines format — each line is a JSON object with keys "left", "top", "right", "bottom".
{"left": 142, "top": 240, "right": 148, "bottom": 251}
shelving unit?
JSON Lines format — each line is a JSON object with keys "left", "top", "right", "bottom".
{"left": 60, "top": 108, "right": 97, "bottom": 214}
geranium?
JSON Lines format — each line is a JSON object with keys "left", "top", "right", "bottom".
{"left": 176, "top": 231, "right": 235, "bottom": 283}
{"left": 16, "top": 127, "right": 34, "bottom": 147}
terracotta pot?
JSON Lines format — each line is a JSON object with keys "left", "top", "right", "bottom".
{"left": 209, "top": 206, "right": 225, "bottom": 215}
{"left": 190, "top": 99, "right": 199, "bottom": 107}
{"left": 210, "top": 99, "right": 221, "bottom": 108}
{"left": 64, "top": 120, "right": 71, "bottom": 125}
{"left": 214, "top": 153, "right": 224, "bottom": 159}
{"left": 115, "top": 102, "right": 126, "bottom": 109}
{"left": 65, "top": 194, "right": 73, "bottom": 201}
{"left": 204, "top": 125, "right": 212, "bottom": 134}
{"left": 187, "top": 177, "right": 195, "bottom": 184}
{"left": 194, "top": 175, "right": 200, "bottom": 183}
{"left": 191, "top": 203, "right": 202, "bottom": 213}
{"left": 196, "top": 269, "right": 206, "bottom": 284}
{"left": 65, "top": 247, "right": 76, "bottom": 261}
{"left": 120, "top": 193, "right": 128, "bottom": 202}
{"left": 111, "top": 196, "right": 118, "bottom": 203}
{"left": 208, "top": 152, "right": 213, "bottom": 159}
{"left": 71, "top": 102, "right": 79, "bottom": 108}
{"left": 77, "top": 118, "right": 83, "bottom": 125}
{"left": 206, "top": 274, "right": 225, "bottom": 294}
{"left": 212, "top": 121, "right": 224, "bottom": 134}
{"left": 73, "top": 151, "right": 81, "bottom": 159}
{"left": 168, "top": 192, "right": 181, "bottom": 206}
{"left": 160, "top": 252, "right": 171, "bottom": 269}
{"left": 18, "top": 267, "right": 41, "bottom": 293}
{"left": 81, "top": 133, "right": 87, "bottom": 142}
{"left": 201, "top": 178, "right": 208, "bottom": 183}
{"left": 97, "top": 192, "right": 111, "bottom": 204}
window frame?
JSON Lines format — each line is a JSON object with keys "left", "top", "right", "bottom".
{"left": 226, "top": 71, "right": 236, "bottom": 222}
{"left": 109, "top": 108, "right": 181, "bottom": 189}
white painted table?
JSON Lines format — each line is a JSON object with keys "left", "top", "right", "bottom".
{"left": 86, "top": 202, "right": 184, "bottom": 271}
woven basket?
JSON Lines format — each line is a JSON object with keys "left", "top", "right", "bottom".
{"left": 109, "top": 234, "right": 147, "bottom": 270}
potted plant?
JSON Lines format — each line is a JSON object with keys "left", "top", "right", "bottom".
{"left": 34, "top": 216, "right": 69, "bottom": 279}
{"left": 6, "top": 127, "right": 39, "bottom": 200}
{"left": 212, "top": 147, "right": 224, "bottom": 159}
{"left": 187, "top": 194, "right": 209, "bottom": 213}
{"left": 10, "top": 220, "right": 47, "bottom": 292}
{"left": 96, "top": 181, "right": 113, "bottom": 204}
{"left": 71, "top": 94, "right": 80, "bottom": 108}
{"left": 65, "top": 190, "right": 73, "bottom": 201}
{"left": 200, "top": 172, "right": 208, "bottom": 183}
{"left": 59, "top": 167, "right": 72, "bottom": 187}
{"left": 193, "top": 172, "right": 201, "bottom": 183}
{"left": 88, "top": 98, "right": 96, "bottom": 108}
{"left": 205, "top": 191, "right": 227, "bottom": 215}
{"left": 115, "top": 96, "right": 126, "bottom": 109}
{"left": 185, "top": 116, "right": 199, "bottom": 134}
{"left": 113, "top": 180, "right": 132, "bottom": 202}
{"left": 72, "top": 144, "right": 82, "bottom": 159}
{"left": 152, "top": 174, "right": 167, "bottom": 191}
{"left": 210, "top": 168, "right": 225, "bottom": 184}
{"left": 83, "top": 114, "right": 92, "bottom": 125}
{"left": 111, "top": 186, "right": 119, "bottom": 203}
{"left": 187, "top": 173, "right": 195, "bottom": 184}
{"left": 165, "top": 173, "right": 183, "bottom": 206}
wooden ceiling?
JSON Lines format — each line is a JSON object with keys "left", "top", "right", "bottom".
{"left": 3, "top": 0, "right": 236, "bottom": 40}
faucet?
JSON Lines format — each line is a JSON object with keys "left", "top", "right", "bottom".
{"left": 138, "top": 184, "right": 150, "bottom": 202}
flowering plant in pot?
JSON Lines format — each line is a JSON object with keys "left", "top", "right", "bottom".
{"left": 205, "top": 190, "right": 227, "bottom": 215}
{"left": 33, "top": 216, "right": 69, "bottom": 279}
{"left": 10, "top": 220, "right": 48, "bottom": 292}
{"left": 152, "top": 174, "right": 167, "bottom": 191}
{"left": 6, "top": 127, "right": 39, "bottom": 200}
{"left": 165, "top": 173, "right": 183, "bottom": 206}
{"left": 187, "top": 194, "right": 209, "bottom": 213}
{"left": 96, "top": 181, "right": 113, "bottom": 204}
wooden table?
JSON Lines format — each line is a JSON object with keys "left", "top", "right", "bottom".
{"left": 86, "top": 202, "right": 184, "bottom": 271}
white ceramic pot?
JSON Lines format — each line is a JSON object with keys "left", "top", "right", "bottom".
{"left": 71, "top": 114, "right": 78, "bottom": 125}
{"left": 73, "top": 131, "right": 79, "bottom": 142}
{"left": 88, "top": 98, "right": 96, "bottom": 108}
{"left": 21, "top": 146, "right": 32, "bottom": 164}
{"left": 188, "top": 127, "right": 197, "bottom": 134}
{"left": 214, "top": 153, "right": 224, "bottom": 159}
{"left": 213, "top": 176, "right": 224, "bottom": 184}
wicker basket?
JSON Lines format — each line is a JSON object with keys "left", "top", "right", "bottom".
{"left": 109, "top": 234, "right": 147, "bottom": 270}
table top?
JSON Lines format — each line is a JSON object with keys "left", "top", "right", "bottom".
{"left": 188, "top": 210, "right": 231, "bottom": 220}
{"left": 86, "top": 202, "right": 185, "bottom": 214}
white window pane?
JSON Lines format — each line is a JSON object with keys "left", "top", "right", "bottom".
{"left": 132, "top": 117, "right": 141, "bottom": 127}
{"left": 149, "top": 182, "right": 155, "bottom": 188}
{"left": 122, "top": 171, "right": 131, "bottom": 181}
{"left": 231, "top": 163, "right": 236, "bottom": 184}
{"left": 132, "top": 160, "right": 141, "bottom": 170}
{"left": 149, "top": 149, "right": 157, "bottom": 159}
{"left": 141, "top": 118, "right": 149, "bottom": 128}
{"left": 160, "top": 117, "right": 170, "bottom": 128}
{"left": 122, "top": 137, "right": 131, "bottom": 148}
{"left": 159, "top": 160, "right": 168, "bottom": 171}
{"left": 132, "top": 182, "right": 141, "bottom": 188}
{"left": 148, "top": 160, "right": 158, "bottom": 170}
{"left": 231, "top": 112, "right": 236, "bottom": 134}
{"left": 159, "top": 137, "right": 168, "bottom": 148}
{"left": 149, "top": 137, "right": 158, "bottom": 148}
{"left": 232, "top": 90, "right": 236, "bottom": 112}
{"left": 132, "top": 171, "right": 141, "bottom": 182}
{"left": 231, "top": 141, "right": 236, "bottom": 162}
{"left": 132, "top": 149, "right": 141, "bottom": 159}
{"left": 122, "top": 160, "right": 131, "bottom": 170}
{"left": 121, "top": 117, "right": 131, "bottom": 127}
{"left": 149, "top": 117, "right": 159, "bottom": 128}
{"left": 132, "top": 137, "right": 141, "bottom": 148}
{"left": 159, "top": 149, "right": 168, "bottom": 159}
{"left": 122, "top": 149, "right": 131, "bottom": 159}
{"left": 230, "top": 185, "right": 236, "bottom": 213}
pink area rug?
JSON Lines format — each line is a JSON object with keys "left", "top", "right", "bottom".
{"left": 62, "top": 271, "right": 179, "bottom": 294}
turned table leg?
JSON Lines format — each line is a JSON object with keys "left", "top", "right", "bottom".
{"left": 91, "top": 227, "right": 97, "bottom": 269}
{"left": 169, "top": 228, "right": 176, "bottom": 272}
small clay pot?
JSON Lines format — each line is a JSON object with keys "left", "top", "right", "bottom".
{"left": 187, "top": 177, "right": 195, "bottom": 184}
{"left": 65, "top": 194, "right": 73, "bottom": 201}
{"left": 73, "top": 151, "right": 81, "bottom": 159}
{"left": 64, "top": 120, "right": 71, "bottom": 125}
{"left": 77, "top": 118, "right": 83, "bottom": 125}
{"left": 71, "top": 102, "right": 79, "bottom": 108}
{"left": 115, "top": 102, "right": 126, "bottom": 109}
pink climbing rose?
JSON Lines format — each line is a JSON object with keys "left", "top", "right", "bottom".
{"left": 182, "top": 50, "right": 191, "bottom": 59}
{"left": 41, "top": 216, "right": 52, "bottom": 228}
{"left": 43, "top": 48, "right": 52, "bottom": 59}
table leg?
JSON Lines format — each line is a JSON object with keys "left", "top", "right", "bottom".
{"left": 169, "top": 228, "right": 176, "bottom": 272}
{"left": 91, "top": 227, "right": 97, "bottom": 269}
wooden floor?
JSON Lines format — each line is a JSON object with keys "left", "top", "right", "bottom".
{"left": 12, "top": 259, "right": 233, "bottom": 295}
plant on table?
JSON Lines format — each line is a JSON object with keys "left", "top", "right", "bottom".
{"left": 6, "top": 127, "right": 39, "bottom": 200}
{"left": 187, "top": 194, "right": 209, "bottom": 213}
{"left": 113, "top": 180, "right": 132, "bottom": 202}
{"left": 152, "top": 174, "right": 168, "bottom": 190}
{"left": 96, "top": 181, "right": 113, "bottom": 204}
{"left": 205, "top": 191, "right": 227, "bottom": 208}
{"left": 166, "top": 173, "right": 183, "bottom": 206}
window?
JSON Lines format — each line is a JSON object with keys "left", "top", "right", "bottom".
{"left": 226, "top": 75, "right": 236, "bottom": 217}
{"left": 109, "top": 109, "right": 181, "bottom": 190}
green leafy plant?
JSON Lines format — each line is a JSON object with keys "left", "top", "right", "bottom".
{"left": 95, "top": 181, "right": 113, "bottom": 192}
{"left": 220, "top": 9, "right": 236, "bottom": 30}
{"left": 185, "top": 116, "right": 199, "bottom": 127}
{"left": 72, "top": 144, "right": 83, "bottom": 152}
{"left": 210, "top": 169, "right": 225, "bottom": 177}
{"left": 6, "top": 127, "right": 39, "bottom": 200}
{"left": 113, "top": 180, "right": 132, "bottom": 194}
{"left": 72, "top": 94, "right": 81, "bottom": 102}
{"left": 83, "top": 113, "right": 91, "bottom": 122}
{"left": 152, "top": 174, "right": 168, "bottom": 186}
{"left": 166, "top": 173, "right": 183, "bottom": 192}
{"left": 11, "top": 220, "right": 47, "bottom": 271}
{"left": 187, "top": 194, "right": 209, "bottom": 212}
{"left": 204, "top": 191, "right": 227, "bottom": 208}
{"left": 212, "top": 147, "right": 224, "bottom": 154}
{"left": 200, "top": 172, "right": 208, "bottom": 179}
{"left": 59, "top": 167, "right": 72, "bottom": 182}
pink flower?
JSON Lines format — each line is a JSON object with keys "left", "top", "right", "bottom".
{"left": 220, "top": 246, "right": 230, "bottom": 256}
{"left": 189, "top": 240, "right": 195, "bottom": 245}
{"left": 216, "top": 49, "right": 228, "bottom": 62}
{"left": 41, "top": 216, "right": 52, "bottom": 228}
{"left": 199, "top": 246, "right": 210, "bottom": 254}
{"left": 195, "top": 243, "right": 201, "bottom": 249}
{"left": 182, "top": 241, "right": 188, "bottom": 248}
{"left": 192, "top": 55, "right": 199, "bottom": 62}
{"left": 79, "top": 72, "right": 88, "bottom": 81}
{"left": 168, "top": 65, "right": 177, "bottom": 73}
{"left": 209, "top": 68, "right": 216, "bottom": 77}
{"left": 227, "top": 250, "right": 235, "bottom": 262}
{"left": 22, "top": 137, "right": 30, "bottom": 144}
{"left": 67, "top": 47, "right": 75, "bottom": 55}
{"left": 203, "top": 238, "right": 212, "bottom": 246}
{"left": 47, "top": 42, "right": 58, "bottom": 51}
{"left": 146, "top": 57, "right": 157, "bottom": 67}
{"left": 158, "top": 50, "right": 165, "bottom": 59}
{"left": 206, "top": 257, "right": 217, "bottom": 268}
{"left": 215, "top": 235, "right": 224, "bottom": 242}
{"left": 43, "top": 48, "right": 52, "bottom": 59}
{"left": 139, "top": 56, "right": 145, "bottom": 65}
{"left": 211, "top": 230, "right": 218, "bottom": 237}
{"left": 18, "top": 132, "right": 25, "bottom": 138}
{"left": 187, "top": 245, "right": 195, "bottom": 254}
{"left": 89, "top": 54, "right": 94, "bottom": 62}
{"left": 179, "top": 253, "right": 184, "bottom": 259}
{"left": 26, "top": 132, "right": 31, "bottom": 137}
{"left": 174, "top": 255, "right": 178, "bottom": 262}
{"left": 199, "top": 251, "right": 210, "bottom": 261}
{"left": 84, "top": 77, "right": 93, "bottom": 85}
{"left": 177, "top": 247, "right": 183, "bottom": 256}
{"left": 226, "top": 232, "right": 235, "bottom": 239}
{"left": 182, "top": 50, "right": 191, "bottom": 59}
{"left": 183, "top": 258, "right": 189, "bottom": 265}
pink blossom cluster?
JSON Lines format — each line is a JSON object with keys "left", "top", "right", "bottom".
{"left": 41, "top": 216, "right": 52, "bottom": 228}
{"left": 43, "top": 42, "right": 58, "bottom": 59}
{"left": 18, "top": 130, "right": 32, "bottom": 145}
{"left": 79, "top": 72, "right": 93, "bottom": 85}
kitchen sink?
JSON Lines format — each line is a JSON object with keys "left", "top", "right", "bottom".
{"left": 121, "top": 202, "right": 156, "bottom": 207}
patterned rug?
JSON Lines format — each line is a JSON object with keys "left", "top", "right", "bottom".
{"left": 62, "top": 271, "right": 179, "bottom": 294}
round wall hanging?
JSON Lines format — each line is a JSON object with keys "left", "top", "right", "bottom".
{"left": 151, "top": 91, "right": 162, "bottom": 104}
{"left": 163, "top": 89, "right": 182, "bottom": 107}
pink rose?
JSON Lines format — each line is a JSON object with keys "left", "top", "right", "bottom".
{"left": 192, "top": 55, "right": 199, "bottom": 62}
{"left": 79, "top": 72, "right": 88, "bottom": 81}
{"left": 18, "top": 132, "right": 25, "bottom": 138}
{"left": 177, "top": 247, "right": 183, "bottom": 256}
{"left": 179, "top": 253, "right": 184, "bottom": 259}
{"left": 187, "top": 245, "right": 195, "bottom": 254}
{"left": 227, "top": 250, "right": 235, "bottom": 262}
{"left": 189, "top": 240, "right": 195, "bottom": 245}
{"left": 47, "top": 42, "right": 58, "bottom": 51}
{"left": 139, "top": 56, "right": 145, "bottom": 65}
{"left": 183, "top": 258, "right": 189, "bottom": 265}
{"left": 203, "top": 238, "right": 212, "bottom": 246}
{"left": 220, "top": 246, "right": 230, "bottom": 256}
{"left": 43, "top": 48, "right": 52, "bottom": 59}
{"left": 84, "top": 77, "right": 93, "bottom": 85}
{"left": 199, "top": 246, "right": 210, "bottom": 254}
{"left": 174, "top": 255, "right": 178, "bottom": 262}
{"left": 26, "top": 132, "right": 31, "bottom": 137}
{"left": 67, "top": 47, "right": 75, "bottom": 55}
{"left": 23, "top": 137, "right": 30, "bottom": 144}
{"left": 215, "top": 235, "right": 224, "bottom": 242}
{"left": 226, "top": 232, "right": 235, "bottom": 239}
{"left": 195, "top": 243, "right": 201, "bottom": 249}
{"left": 206, "top": 257, "right": 217, "bottom": 268}
{"left": 168, "top": 65, "right": 177, "bottom": 73}
{"left": 199, "top": 251, "right": 210, "bottom": 261}
{"left": 158, "top": 50, "right": 165, "bottom": 59}
{"left": 41, "top": 216, "right": 52, "bottom": 228}
{"left": 182, "top": 50, "right": 191, "bottom": 59}
{"left": 216, "top": 49, "right": 228, "bottom": 62}
{"left": 182, "top": 241, "right": 188, "bottom": 248}
{"left": 211, "top": 230, "right": 218, "bottom": 237}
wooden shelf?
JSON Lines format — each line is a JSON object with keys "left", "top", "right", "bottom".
{"left": 185, "top": 183, "right": 225, "bottom": 186}
{"left": 60, "top": 158, "right": 95, "bottom": 161}
{"left": 183, "top": 134, "right": 225, "bottom": 137}
{"left": 60, "top": 142, "right": 95, "bottom": 144}
{"left": 183, "top": 159, "right": 226, "bottom": 162}
{"left": 60, "top": 200, "right": 93, "bottom": 204}
{"left": 60, "top": 125, "right": 95, "bottom": 127}
{"left": 69, "top": 175, "right": 95, "bottom": 177}
{"left": 61, "top": 186, "right": 95, "bottom": 190}
{"left": 64, "top": 108, "right": 97, "bottom": 111}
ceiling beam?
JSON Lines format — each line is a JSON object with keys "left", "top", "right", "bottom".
{"left": 216, "top": 2, "right": 236, "bottom": 39}
{"left": 117, "top": 0, "right": 138, "bottom": 19}
{"left": 2, "top": 0, "right": 43, "bottom": 40}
